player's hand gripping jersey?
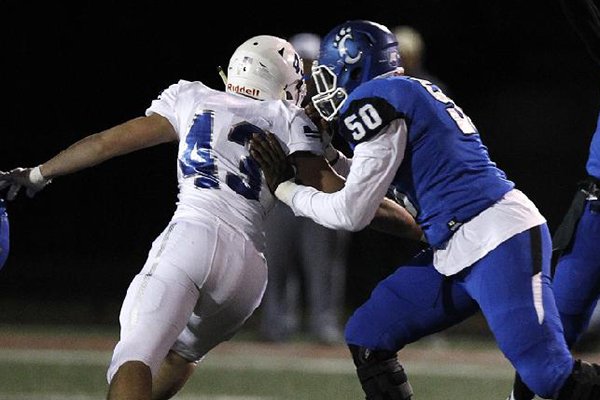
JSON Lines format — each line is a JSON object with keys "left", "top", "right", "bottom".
{"left": 147, "top": 80, "right": 323, "bottom": 251}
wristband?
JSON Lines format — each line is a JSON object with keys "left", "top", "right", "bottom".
{"left": 274, "top": 179, "right": 299, "bottom": 207}
{"left": 29, "top": 166, "right": 49, "bottom": 187}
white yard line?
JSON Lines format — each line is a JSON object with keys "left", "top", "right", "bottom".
{"left": 0, "top": 396, "right": 270, "bottom": 400}
{"left": 0, "top": 348, "right": 513, "bottom": 379}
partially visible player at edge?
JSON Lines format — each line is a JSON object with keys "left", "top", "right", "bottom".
{"left": 250, "top": 20, "right": 600, "bottom": 400}
{"left": 0, "top": 34, "right": 421, "bottom": 400}
{"left": 0, "top": 196, "right": 9, "bottom": 270}
{"left": 508, "top": 0, "right": 600, "bottom": 399}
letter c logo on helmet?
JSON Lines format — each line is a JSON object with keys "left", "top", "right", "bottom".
{"left": 335, "top": 27, "right": 362, "bottom": 65}
{"left": 311, "top": 20, "right": 400, "bottom": 121}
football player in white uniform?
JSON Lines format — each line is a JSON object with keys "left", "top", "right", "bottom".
{"left": 0, "top": 34, "right": 420, "bottom": 400}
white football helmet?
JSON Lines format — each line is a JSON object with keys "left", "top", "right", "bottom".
{"left": 226, "top": 35, "right": 306, "bottom": 106}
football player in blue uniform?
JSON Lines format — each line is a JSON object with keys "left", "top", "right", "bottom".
{"left": 552, "top": 114, "right": 600, "bottom": 348}
{"left": 508, "top": 0, "right": 600, "bottom": 399}
{"left": 0, "top": 197, "right": 9, "bottom": 270}
{"left": 251, "top": 20, "right": 600, "bottom": 400}
{"left": 511, "top": 120, "right": 600, "bottom": 400}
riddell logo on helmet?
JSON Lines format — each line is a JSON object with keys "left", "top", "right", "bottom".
{"left": 227, "top": 83, "right": 260, "bottom": 98}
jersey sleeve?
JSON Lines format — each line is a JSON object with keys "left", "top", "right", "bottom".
{"left": 286, "top": 109, "right": 325, "bottom": 156}
{"left": 330, "top": 150, "right": 353, "bottom": 178}
{"left": 276, "top": 119, "right": 407, "bottom": 231}
{"left": 145, "top": 80, "right": 189, "bottom": 134}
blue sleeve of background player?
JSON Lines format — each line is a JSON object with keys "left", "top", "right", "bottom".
{"left": 586, "top": 111, "right": 600, "bottom": 179}
{"left": 0, "top": 199, "right": 9, "bottom": 270}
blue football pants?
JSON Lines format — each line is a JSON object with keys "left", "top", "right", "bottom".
{"left": 0, "top": 201, "right": 9, "bottom": 270}
{"left": 345, "top": 224, "right": 573, "bottom": 398}
{"left": 553, "top": 201, "right": 600, "bottom": 347}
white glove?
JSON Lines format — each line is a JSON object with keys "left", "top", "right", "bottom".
{"left": 0, "top": 166, "right": 51, "bottom": 200}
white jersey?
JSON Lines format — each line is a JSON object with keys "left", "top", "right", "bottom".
{"left": 146, "top": 80, "right": 323, "bottom": 251}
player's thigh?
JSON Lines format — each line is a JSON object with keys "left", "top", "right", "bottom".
{"left": 172, "top": 219, "right": 268, "bottom": 361}
{"left": 465, "top": 225, "right": 562, "bottom": 354}
{"left": 554, "top": 204, "right": 600, "bottom": 314}
{"left": 464, "top": 225, "right": 572, "bottom": 397}
{"left": 345, "top": 249, "right": 478, "bottom": 351}
{"left": 109, "top": 221, "right": 216, "bottom": 379}
{"left": 119, "top": 220, "right": 217, "bottom": 328}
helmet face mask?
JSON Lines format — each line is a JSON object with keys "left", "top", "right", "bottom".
{"left": 311, "top": 20, "right": 401, "bottom": 121}
{"left": 311, "top": 64, "right": 348, "bottom": 121}
{"left": 226, "top": 35, "right": 306, "bottom": 106}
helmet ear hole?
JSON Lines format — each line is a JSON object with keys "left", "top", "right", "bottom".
{"left": 350, "top": 67, "right": 363, "bottom": 82}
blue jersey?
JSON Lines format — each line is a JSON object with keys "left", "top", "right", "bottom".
{"left": 337, "top": 76, "right": 514, "bottom": 247}
{"left": 586, "top": 110, "right": 600, "bottom": 179}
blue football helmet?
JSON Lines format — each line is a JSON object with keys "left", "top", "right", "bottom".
{"left": 311, "top": 20, "right": 401, "bottom": 121}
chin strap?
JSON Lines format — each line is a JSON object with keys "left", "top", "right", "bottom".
{"left": 217, "top": 66, "right": 227, "bottom": 86}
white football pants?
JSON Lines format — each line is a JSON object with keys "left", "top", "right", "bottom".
{"left": 107, "top": 217, "right": 267, "bottom": 382}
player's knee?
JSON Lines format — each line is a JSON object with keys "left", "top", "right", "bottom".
{"left": 348, "top": 344, "right": 413, "bottom": 400}
{"left": 152, "top": 351, "right": 197, "bottom": 400}
{"left": 505, "top": 337, "right": 574, "bottom": 398}
{"left": 556, "top": 360, "right": 600, "bottom": 400}
{"left": 107, "top": 337, "right": 161, "bottom": 384}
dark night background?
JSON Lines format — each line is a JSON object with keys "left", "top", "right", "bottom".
{"left": 1, "top": 1, "right": 599, "bottom": 325}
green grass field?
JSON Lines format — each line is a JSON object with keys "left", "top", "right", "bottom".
{"left": 0, "top": 349, "right": 514, "bottom": 400}
{"left": 0, "top": 324, "right": 521, "bottom": 400}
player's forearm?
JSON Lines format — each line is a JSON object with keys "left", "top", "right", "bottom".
{"left": 328, "top": 149, "right": 352, "bottom": 178}
{"left": 40, "top": 131, "right": 118, "bottom": 179}
{"left": 370, "top": 198, "right": 424, "bottom": 241}
{"left": 39, "top": 115, "right": 175, "bottom": 179}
